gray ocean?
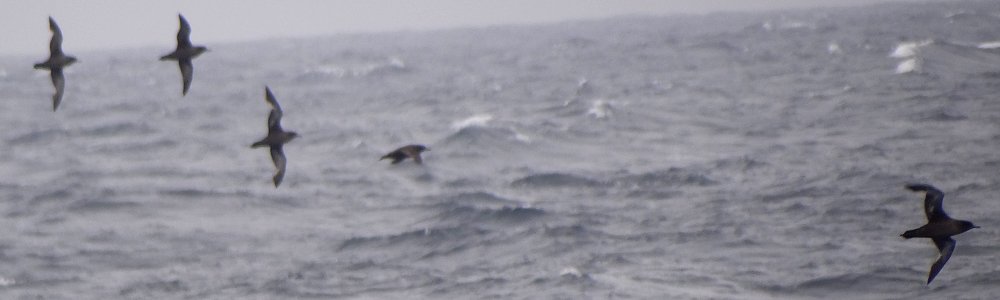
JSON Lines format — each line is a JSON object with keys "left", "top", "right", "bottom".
{"left": 2, "top": 1, "right": 1000, "bottom": 299}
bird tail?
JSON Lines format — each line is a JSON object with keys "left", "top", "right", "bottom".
{"left": 251, "top": 141, "right": 268, "bottom": 148}
{"left": 900, "top": 228, "right": 921, "bottom": 239}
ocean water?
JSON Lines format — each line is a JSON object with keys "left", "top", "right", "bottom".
{"left": 2, "top": 1, "right": 1000, "bottom": 299}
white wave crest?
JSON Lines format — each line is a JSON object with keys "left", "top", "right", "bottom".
{"left": 511, "top": 128, "right": 531, "bottom": 143}
{"left": 895, "top": 58, "right": 920, "bottom": 74}
{"left": 303, "top": 57, "right": 406, "bottom": 78}
{"left": 889, "top": 40, "right": 932, "bottom": 58}
{"left": 559, "top": 267, "right": 583, "bottom": 278}
{"left": 977, "top": 41, "right": 1000, "bottom": 49}
{"left": 451, "top": 114, "right": 493, "bottom": 131}
{"left": 587, "top": 100, "right": 613, "bottom": 119}
{"left": 827, "top": 42, "right": 843, "bottom": 55}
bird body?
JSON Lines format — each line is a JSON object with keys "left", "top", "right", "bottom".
{"left": 901, "top": 220, "right": 975, "bottom": 239}
{"left": 159, "top": 47, "right": 207, "bottom": 61}
{"left": 252, "top": 131, "right": 298, "bottom": 149}
{"left": 33, "top": 55, "right": 77, "bottom": 70}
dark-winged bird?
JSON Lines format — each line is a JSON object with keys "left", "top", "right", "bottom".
{"left": 900, "top": 183, "right": 979, "bottom": 284}
{"left": 251, "top": 87, "right": 299, "bottom": 187}
{"left": 160, "top": 14, "right": 207, "bottom": 96}
{"left": 380, "top": 145, "right": 429, "bottom": 164}
{"left": 33, "top": 17, "right": 77, "bottom": 111}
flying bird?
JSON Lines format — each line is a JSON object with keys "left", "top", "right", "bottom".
{"left": 900, "top": 183, "right": 979, "bottom": 284}
{"left": 251, "top": 87, "right": 299, "bottom": 187}
{"left": 160, "top": 14, "right": 208, "bottom": 96}
{"left": 380, "top": 145, "right": 429, "bottom": 164}
{"left": 33, "top": 17, "right": 77, "bottom": 111}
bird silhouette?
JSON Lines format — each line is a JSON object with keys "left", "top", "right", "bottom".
{"left": 251, "top": 87, "right": 299, "bottom": 187}
{"left": 160, "top": 14, "right": 208, "bottom": 96}
{"left": 900, "top": 183, "right": 978, "bottom": 284}
{"left": 380, "top": 145, "right": 429, "bottom": 164}
{"left": 33, "top": 17, "right": 77, "bottom": 111}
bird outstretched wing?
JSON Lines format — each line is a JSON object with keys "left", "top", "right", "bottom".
{"left": 927, "top": 237, "right": 955, "bottom": 284}
{"left": 177, "top": 14, "right": 193, "bottom": 49}
{"left": 265, "top": 86, "right": 283, "bottom": 131}
{"left": 179, "top": 59, "right": 193, "bottom": 96}
{"left": 906, "top": 183, "right": 949, "bottom": 222}
{"left": 51, "top": 69, "right": 65, "bottom": 111}
{"left": 48, "top": 17, "right": 64, "bottom": 56}
{"left": 270, "top": 146, "right": 286, "bottom": 187}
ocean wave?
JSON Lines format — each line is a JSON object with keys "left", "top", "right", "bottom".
{"left": 450, "top": 114, "right": 493, "bottom": 131}
{"left": 760, "top": 186, "right": 835, "bottom": 203}
{"left": 440, "top": 123, "right": 531, "bottom": 148}
{"left": 511, "top": 173, "right": 608, "bottom": 189}
{"left": 894, "top": 58, "right": 920, "bottom": 74}
{"left": 787, "top": 267, "right": 914, "bottom": 296}
{"left": 270, "top": 261, "right": 445, "bottom": 298}
{"left": 428, "top": 277, "right": 509, "bottom": 297}
{"left": 29, "top": 189, "right": 74, "bottom": 207}
{"left": 978, "top": 41, "right": 1000, "bottom": 49}
{"left": 827, "top": 42, "right": 843, "bottom": 55}
{"left": 574, "top": 77, "right": 594, "bottom": 98}
{"left": 118, "top": 278, "right": 188, "bottom": 298}
{"left": 686, "top": 40, "right": 745, "bottom": 54}
{"left": 68, "top": 198, "right": 140, "bottom": 213}
{"left": 757, "top": 18, "right": 830, "bottom": 33}
{"left": 891, "top": 40, "right": 1000, "bottom": 76}
{"left": 613, "top": 167, "right": 718, "bottom": 189}
{"left": 6, "top": 128, "right": 69, "bottom": 146}
{"left": 436, "top": 205, "right": 546, "bottom": 224}
{"left": 586, "top": 99, "right": 613, "bottom": 119}
{"left": 91, "top": 139, "right": 179, "bottom": 154}
{"left": 945, "top": 10, "right": 1000, "bottom": 23}
{"left": 299, "top": 57, "right": 407, "bottom": 79}
{"left": 889, "top": 40, "right": 932, "bottom": 74}
{"left": 910, "top": 106, "right": 967, "bottom": 122}
{"left": 437, "top": 191, "right": 521, "bottom": 206}
{"left": 338, "top": 226, "right": 489, "bottom": 251}
{"left": 711, "top": 156, "right": 770, "bottom": 172}
{"left": 77, "top": 122, "right": 156, "bottom": 137}
{"left": 889, "top": 40, "right": 932, "bottom": 58}
{"left": 156, "top": 188, "right": 238, "bottom": 199}
{"left": 542, "top": 224, "right": 610, "bottom": 240}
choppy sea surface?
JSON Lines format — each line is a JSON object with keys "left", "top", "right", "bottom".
{"left": 2, "top": 1, "right": 1000, "bottom": 299}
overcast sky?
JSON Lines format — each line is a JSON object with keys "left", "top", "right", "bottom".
{"left": 1, "top": 0, "right": 952, "bottom": 56}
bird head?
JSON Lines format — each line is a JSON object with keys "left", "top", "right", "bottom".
{"left": 194, "top": 46, "right": 209, "bottom": 55}
{"left": 960, "top": 220, "right": 979, "bottom": 232}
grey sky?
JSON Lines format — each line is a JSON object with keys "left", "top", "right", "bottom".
{"left": 1, "top": 0, "right": 950, "bottom": 56}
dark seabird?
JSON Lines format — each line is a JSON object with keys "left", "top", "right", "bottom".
{"left": 900, "top": 183, "right": 979, "bottom": 284}
{"left": 380, "top": 145, "right": 429, "bottom": 164}
{"left": 160, "top": 14, "right": 207, "bottom": 96}
{"left": 251, "top": 87, "right": 299, "bottom": 187}
{"left": 33, "top": 17, "right": 77, "bottom": 111}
